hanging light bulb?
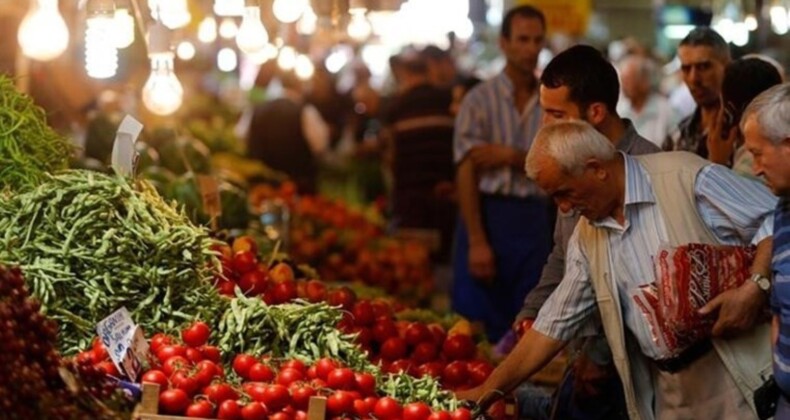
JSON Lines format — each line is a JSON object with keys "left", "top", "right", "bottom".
{"left": 214, "top": 0, "right": 244, "bottom": 17}
{"left": 217, "top": 48, "right": 238, "bottom": 72}
{"left": 17, "top": 0, "right": 69, "bottom": 61}
{"left": 273, "top": 0, "right": 307, "bottom": 23}
{"left": 295, "top": 55, "right": 315, "bottom": 80}
{"left": 277, "top": 46, "right": 297, "bottom": 70}
{"left": 148, "top": 0, "right": 191, "bottom": 29}
{"left": 347, "top": 10, "right": 372, "bottom": 41}
{"left": 114, "top": 7, "right": 135, "bottom": 49}
{"left": 246, "top": 43, "right": 278, "bottom": 64}
{"left": 745, "top": 14, "right": 758, "bottom": 31}
{"left": 236, "top": 6, "right": 269, "bottom": 54}
{"left": 219, "top": 17, "right": 239, "bottom": 39}
{"left": 85, "top": 0, "right": 118, "bottom": 79}
{"left": 198, "top": 16, "right": 218, "bottom": 43}
{"left": 176, "top": 41, "right": 196, "bottom": 60}
{"left": 142, "top": 22, "right": 183, "bottom": 116}
{"left": 296, "top": 6, "right": 317, "bottom": 35}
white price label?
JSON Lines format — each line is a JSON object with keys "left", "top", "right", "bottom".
{"left": 96, "top": 307, "right": 149, "bottom": 382}
{"left": 111, "top": 115, "right": 144, "bottom": 177}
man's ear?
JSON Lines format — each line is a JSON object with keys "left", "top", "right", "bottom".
{"left": 585, "top": 158, "right": 608, "bottom": 180}
{"left": 585, "top": 103, "right": 608, "bottom": 126}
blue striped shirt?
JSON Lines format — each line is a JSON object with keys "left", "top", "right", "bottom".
{"left": 770, "top": 198, "right": 790, "bottom": 394}
{"left": 453, "top": 72, "right": 543, "bottom": 197}
{"left": 533, "top": 153, "right": 776, "bottom": 359}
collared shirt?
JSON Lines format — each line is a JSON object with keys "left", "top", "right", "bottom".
{"left": 663, "top": 107, "right": 707, "bottom": 158}
{"left": 618, "top": 93, "right": 680, "bottom": 148}
{"left": 532, "top": 153, "right": 776, "bottom": 359}
{"left": 771, "top": 198, "right": 790, "bottom": 395}
{"left": 453, "top": 72, "right": 543, "bottom": 197}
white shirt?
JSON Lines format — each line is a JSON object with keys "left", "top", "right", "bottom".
{"left": 618, "top": 93, "right": 680, "bottom": 148}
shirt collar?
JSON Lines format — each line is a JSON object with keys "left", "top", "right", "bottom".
{"left": 622, "top": 152, "right": 656, "bottom": 206}
{"left": 616, "top": 119, "right": 640, "bottom": 154}
{"left": 496, "top": 72, "right": 515, "bottom": 98}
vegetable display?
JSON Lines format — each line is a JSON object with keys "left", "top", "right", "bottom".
{"left": 0, "top": 75, "right": 73, "bottom": 193}
{"left": 0, "top": 170, "right": 225, "bottom": 354}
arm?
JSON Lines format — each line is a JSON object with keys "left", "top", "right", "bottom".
{"left": 457, "top": 157, "right": 495, "bottom": 282}
{"left": 301, "top": 104, "right": 330, "bottom": 156}
{"left": 467, "top": 144, "right": 526, "bottom": 170}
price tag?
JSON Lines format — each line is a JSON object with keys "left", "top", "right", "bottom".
{"left": 197, "top": 175, "right": 222, "bottom": 219}
{"left": 96, "top": 307, "right": 149, "bottom": 382}
{"left": 111, "top": 115, "right": 144, "bottom": 177}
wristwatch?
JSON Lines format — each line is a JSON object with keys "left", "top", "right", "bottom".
{"left": 751, "top": 273, "right": 771, "bottom": 293}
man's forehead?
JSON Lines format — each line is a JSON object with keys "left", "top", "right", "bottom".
{"left": 678, "top": 45, "right": 721, "bottom": 63}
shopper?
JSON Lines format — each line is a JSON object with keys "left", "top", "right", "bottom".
{"left": 452, "top": 5, "right": 551, "bottom": 342}
{"left": 617, "top": 54, "right": 679, "bottom": 148}
{"left": 514, "top": 44, "right": 659, "bottom": 420}
{"left": 740, "top": 83, "right": 790, "bottom": 417}
{"left": 663, "top": 27, "right": 730, "bottom": 158}
{"left": 459, "top": 120, "right": 776, "bottom": 420}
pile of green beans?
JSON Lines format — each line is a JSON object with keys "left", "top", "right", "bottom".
{"left": 0, "top": 170, "right": 226, "bottom": 354}
{"left": 379, "top": 373, "right": 459, "bottom": 411}
{"left": 0, "top": 75, "right": 73, "bottom": 193}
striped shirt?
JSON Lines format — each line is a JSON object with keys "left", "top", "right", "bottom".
{"left": 771, "top": 198, "right": 790, "bottom": 395}
{"left": 453, "top": 72, "right": 543, "bottom": 197}
{"left": 533, "top": 153, "right": 776, "bottom": 359}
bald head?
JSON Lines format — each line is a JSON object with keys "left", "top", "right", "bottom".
{"left": 619, "top": 55, "right": 656, "bottom": 104}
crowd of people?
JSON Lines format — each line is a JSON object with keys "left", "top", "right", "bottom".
{"left": 244, "top": 4, "right": 790, "bottom": 420}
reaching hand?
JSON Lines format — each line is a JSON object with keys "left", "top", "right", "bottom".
{"left": 469, "top": 240, "right": 496, "bottom": 284}
{"left": 698, "top": 281, "right": 768, "bottom": 337}
{"left": 706, "top": 108, "right": 737, "bottom": 166}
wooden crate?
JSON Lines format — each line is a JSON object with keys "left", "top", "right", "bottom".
{"left": 133, "top": 383, "right": 327, "bottom": 420}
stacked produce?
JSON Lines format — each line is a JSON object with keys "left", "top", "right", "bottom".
{"left": 0, "top": 75, "right": 73, "bottom": 193}
{"left": 0, "top": 265, "right": 125, "bottom": 419}
{"left": 0, "top": 170, "right": 225, "bottom": 354}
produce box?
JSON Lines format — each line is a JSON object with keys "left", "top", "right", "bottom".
{"left": 134, "top": 383, "right": 328, "bottom": 420}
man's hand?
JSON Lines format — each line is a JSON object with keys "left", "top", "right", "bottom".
{"left": 469, "top": 240, "right": 496, "bottom": 284}
{"left": 467, "top": 145, "right": 521, "bottom": 170}
{"left": 706, "top": 108, "right": 737, "bottom": 166}
{"left": 699, "top": 281, "right": 768, "bottom": 337}
{"left": 455, "top": 387, "right": 487, "bottom": 405}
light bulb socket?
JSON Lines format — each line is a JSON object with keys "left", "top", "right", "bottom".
{"left": 349, "top": 0, "right": 368, "bottom": 12}
{"left": 87, "top": 0, "right": 115, "bottom": 16}
{"left": 147, "top": 20, "right": 172, "bottom": 54}
{"left": 244, "top": 0, "right": 259, "bottom": 6}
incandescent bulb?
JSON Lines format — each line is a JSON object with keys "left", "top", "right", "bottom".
{"left": 219, "top": 17, "right": 239, "bottom": 39}
{"left": 214, "top": 0, "right": 244, "bottom": 17}
{"left": 273, "top": 0, "right": 307, "bottom": 23}
{"left": 236, "top": 6, "right": 269, "bottom": 54}
{"left": 176, "top": 41, "right": 196, "bottom": 60}
{"left": 18, "top": 0, "right": 69, "bottom": 61}
{"left": 149, "top": 0, "right": 191, "bottom": 29}
{"left": 142, "top": 52, "right": 183, "bottom": 116}
{"left": 85, "top": 10, "right": 118, "bottom": 79}
{"left": 217, "top": 48, "right": 238, "bottom": 72}
{"left": 114, "top": 8, "right": 135, "bottom": 49}
{"left": 277, "top": 46, "right": 297, "bottom": 70}
{"left": 295, "top": 55, "right": 315, "bottom": 80}
{"left": 347, "top": 10, "right": 372, "bottom": 41}
{"left": 198, "top": 16, "right": 218, "bottom": 43}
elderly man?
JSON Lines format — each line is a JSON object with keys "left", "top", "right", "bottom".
{"left": 458, "top": 120, "right": 776, "bottom": 420}
{"left": 741, "top": 83, "right": 790, "bottom": 417}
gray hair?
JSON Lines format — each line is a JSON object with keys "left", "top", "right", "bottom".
{"left": 620, "top": 54, "right": 658, "bottom": 88}
{"left": 525, "top": 120, "right": 616, "bottom": 179}
{"left": 740, "top": 82, "right": 790, "bottom": 145}
{"left": 679, "top": 27, "right": 731, "bottom": 63}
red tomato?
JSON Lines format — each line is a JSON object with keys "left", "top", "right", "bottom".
{"left": 182, "top": 321, "right": 211, "bottom": 347}
{"left": 427, "top": 324, "right": 447, "bottom": 347}
{"left": 280, "top": 359, "right": 306, "bottom": 373}
{"left": 352, "top": 300, "right": 375, "bottom": 326}
{"left": 162, "top": 356, "right": 192, "bottom": 377}
{"left": 372, "top": 319, "right": 398, "bottom": 343}
{"left": 245, "top": 383, "right": 268, "bottom": 402}
{"left": 354, "top": 398, "right": 373, "bottom": 417}
{"left": 217, "top": 279, "right": 237, "bottom": 296}
{"left": 352, "top": 327, "right": 373, "bottom": 349}
{"left": 232, "top": 354, "right": 258, "bottom": 379}
{"left": 194, "top": 360, "right": 221, "bottom": 388}
{"left": 185, "top": 400, "right": 215, "bottom": 418}
{"left": 450, "top": 408, "right": 472, "bottom": 420}
{"left": 315, "top": 358, "right": 339, "bottom": 380}
{"left": 326, "top": 391, "right": 355, "bottom": 416}
{"left": 205, "top": 383, "right": 239, "bottom": 404}
{"left": 171, "top": 370, "right": 199, "bottom": 396}
{"left": 403, "top": 402, "right": 432, "bottom": 420}
{"left": 75, "top": 351, "right": 94, "bottom": 366}
{"left": 411, "top": 342, "right": 438, "bottom": 364}
{"left": 241, "top": 402, "right": 269, "bottom": 420}
{"left": 373, "top": 397, "right": 403, "bottom": 420}
{"left": 150, "top": 333, "right": 172, "bottom": 353}
{"left": 370, "top": 299, "right": 393, "bottom": 319}
{"left": 217, "top": 400, "right": 242, "bottom": 420}
{"left": 96, "top": 361, "right": 120, "bottom": 377}
{"left": 327, "top": 286, "right": 357, "bottom": 310}
{"left": 91, "top": 340, "right": 110, "bottom": 363}
{"left": 269, "top": 412, "right": 294, "bottom": 420}
{"left": 293, "top": 410, "right": 308, "bottom": 420}
{"left": 273, "top": 280, "right": 298, "bottom": 303}
{"left": 427, "top": 411, "right": 453, "bottom": 420}
{"left": 233, "top": 236, "right": 259, "bottom": 255}
{"left": 441, "top": 335, "right": 475, "bottom": 361}
{"left": 233, "top": 250, "right": 258, "bottom": 274}
{"left": 467, "top": 361, "right": 494, "bottom": 386}
{"left": 304, "top": 279, "right": 327, "bottom": 303}
{"left": 289, "top": 384, "right": 316, "bottom": 410}
{"left": 200, "top": 345, "right": 222, "bottom": 363}
{"left": 185, "top": 347, "right": 204, "bottom": 364}
{"left": 159, "top": 389, "right": 190, "bottom": 415}
{"left": 238, "top": 270, "right": 267, "bottom": 296}
{"left": 404, "top": 323, "right": 432, "bottom": 347}
{"left": 141, "top": 369, "right": 169, "bottom": 390}
{"left": 388, "top": 359, "right": 416, "bottom": 376}
{"left": 327, "top": 368, "right": 355, "bottom": 390}
{"left": 248, "top": 362, "right": 276, "bottom": 382}
{"left": 261, "top": 384, "right": 291, "bottom": 411}
{"left": 305, "top": 365, "right": 318, "bottom": 379}
{"left": 354, "top": 372, "right": 376, "bottom": 396}
{"left": 380, "top": 337, "right": 408, "bottom": 361}
{"left": 442, "top": 361, "right": 469, "bottom": 387}
{"left": 277, "top": 368, "right": 304, "bottom": 387}
{"left": 417, "top": 362, "right": 445, "bottom": 379}
{"left": 157, "top": 344, "right": 187, "bottom": 362}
